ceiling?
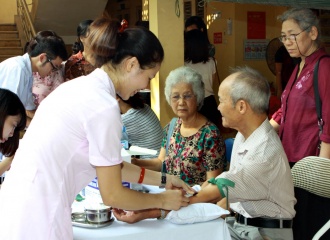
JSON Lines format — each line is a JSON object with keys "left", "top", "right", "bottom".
{"left": 209, "top": 0, "right": 330, "bottom": 10}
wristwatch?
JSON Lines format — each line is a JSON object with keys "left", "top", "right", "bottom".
{"left": 157, "top": 209, "right": 166, "bottom": 220}
{"left": 159, "top": 172, "right": 166, "bottom": 189}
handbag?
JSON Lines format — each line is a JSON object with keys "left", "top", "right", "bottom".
{"left": 161, "top": 118, "right": 178, "bottom": 174}
{"left": 313, "top": 55, "right": 330, "bottom": 149}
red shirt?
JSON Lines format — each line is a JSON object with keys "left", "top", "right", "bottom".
{"left": 272, "top": 48, "right": 330, "bottom": 163}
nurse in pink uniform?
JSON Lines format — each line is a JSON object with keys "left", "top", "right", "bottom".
{"left": 0, "top": 16, "right": 192, "bottom": 240}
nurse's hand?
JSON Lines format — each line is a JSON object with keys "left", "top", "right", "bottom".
{"left": 166, "top": 175, "right": 196, "bottom": 196}
{"left": 159, "top": 188, "right": 190, "bottom": 210}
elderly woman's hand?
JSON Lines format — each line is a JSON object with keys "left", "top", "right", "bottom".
{"left": 113, "top": 208, "right": 159, "bottom": 223}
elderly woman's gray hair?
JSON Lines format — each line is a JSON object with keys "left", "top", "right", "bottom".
{"left": 278, "top": 8, "right": 321, "bottom": 45}
{"left": 229, "top": 66, "right": 270, "bottom": 114}
{"left": 164, "top": 66, "right": 205, "bottom": 110}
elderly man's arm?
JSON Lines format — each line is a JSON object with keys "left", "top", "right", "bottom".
{"left": 189, "top": 182, "right": 222, "bottom": 204}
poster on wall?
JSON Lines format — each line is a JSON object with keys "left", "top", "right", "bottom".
{"left": 244, "top": 39, "right": 269, "bottom": 60}
{"left": 213, "top": 32, "right": 222, "bottom": 44}
{"left": 247, "top": 11, "right": 266, "bottom": 39}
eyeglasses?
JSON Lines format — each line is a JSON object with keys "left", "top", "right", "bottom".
{"left": 47, "top": 58, "right": 60, "bottom": 72}
{"left": 171, "top": 94, "right": 195, "bottom": 102}
{"left": 279, "top": 27, "right": 309, "bottom": 43}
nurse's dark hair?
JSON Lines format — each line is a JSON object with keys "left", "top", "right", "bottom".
{"left": 228, "top": 66, "right": 270, "bottom": 114}
{"left": 85, "top": 15, "right": 164, "bottom": 68}
{"left": 277, "top": 8, "right": 321, "bottom": 44}
{"left": 0, "top": 89, "right": 27, "bottom": 157}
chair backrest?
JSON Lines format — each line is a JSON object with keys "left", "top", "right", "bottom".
{"left": 224, "top": 138, "right": 234, "bottom": 163}
{"left": 291, "top": 156, "right": 330, "bottom": 198}
{"left": 291, "top": 156, "right": 330, "bottom": 240}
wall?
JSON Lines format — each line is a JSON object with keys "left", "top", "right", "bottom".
{"left": 205, "top": 2, "right": 288, "bottom": 87}
{"left": 0, "top": 0, "right": 17, "bottom": 23}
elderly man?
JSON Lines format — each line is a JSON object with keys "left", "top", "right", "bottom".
{"left": 114, "top": 66, "right": 296, "bottom": 239}
{"left": 190, "top": 66, "right": 296, "bottom": 239}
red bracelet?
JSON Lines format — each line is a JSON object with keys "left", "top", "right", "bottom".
{"left": 138, "top": 167, "right": 145, "bottom": 184}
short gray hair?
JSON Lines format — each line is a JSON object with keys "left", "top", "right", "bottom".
{"left": 278, "top": 8, "right": 321, "bottom": 45}
{"left": 229, "top": 66, "right": 270, "bottom": 114}
{"left": 164, "top": 66, "right": 205, "bottom": 110}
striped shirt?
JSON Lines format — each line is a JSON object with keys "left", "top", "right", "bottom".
{"left": 218, "top": 119, "right": 296, "bottom": 218}
{"left": 122, "top": 104, "right": 163, "bottom": 159}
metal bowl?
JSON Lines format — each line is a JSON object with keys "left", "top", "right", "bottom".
{"left": 71, "top": 212, "right": 86, "bottom": 223}
{"left": 85, "top": 208, "right": 112, "bottom": 224}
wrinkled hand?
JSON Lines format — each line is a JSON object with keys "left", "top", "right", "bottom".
{"left": 113, "top": 208, "right": 151, "bottom": 224}
{"left": 166, "top": 175, "right": 195, "bottom": 196}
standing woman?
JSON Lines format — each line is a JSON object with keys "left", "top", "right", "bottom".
{"left": 270, "top": 8, "right": 330, "bottom": 167}
{"left": 0, "top": 89, "right": 26, "bottom": 176}
{"left": 184, "top": 29, "right": 221, "bottom": 128}
{"left": 0, "top": 16, "right": 191, "bottom": 240}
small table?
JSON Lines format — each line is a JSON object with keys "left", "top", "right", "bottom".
{"left": 73, "top": 217, "right": 231, "bottom": 240}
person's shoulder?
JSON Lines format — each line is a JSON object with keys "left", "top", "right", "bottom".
{"left": 201, "top": 121, "right": 221, "bottom": 135}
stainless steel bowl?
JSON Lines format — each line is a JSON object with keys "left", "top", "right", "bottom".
{"left": 71, "top": 212, "right": 86, "bottom": 222}
{"left": 85, "top": 208, "right": 112, "bottom": 224}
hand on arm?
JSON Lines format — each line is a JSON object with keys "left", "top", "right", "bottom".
{"left": 101, "top": 163, "right": 191, "bottom": 211}
{"left": 189, "top": 181, "right": 222, "bottom": 204}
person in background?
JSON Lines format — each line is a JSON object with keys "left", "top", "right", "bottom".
{"left": 185, "top": 16, "right": 215, "bottom": 58}
{"left": 117, "top": 93, "right": 163, "bottom": 159}
{"left": 32, "top": 69, "right": 64, "bottom": 107}
{"left": 115, "top": 66, "right": 296, "bottom": 240}
{"left": 132, "top": 66, "right": 225, "bottom": 186}
{"left": 0, "top": 16, "right": 192, "bottom": 240}
{"left": 0, "top": 30, "right": 68, "bottom": 127}
{"left": 65, "top": 19, "right": 96, "bottom": 80}
{"left": 274, "top": 45, "right": 297, "bottom": 98}
{"left": 270, "top": 8, "right": 330, "bottom": 167}
{"left": 184, "top": 29, "right": 221, "bottom": 129}
{"left": 0, "top": 89, "right": 26, "bottom": 176}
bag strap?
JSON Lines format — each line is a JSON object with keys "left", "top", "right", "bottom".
{"left": 313, "top": 55, "right": 330, "bottom": 149}
{"left": 212, "top": 57, "right": 221, "bottom": 85}
{"left": 162, "top": 118, "right": 178, "bottom": 174}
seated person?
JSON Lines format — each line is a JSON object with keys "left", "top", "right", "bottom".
{"left": 132, "top": 66, "right": 225, "bottom": 186}
{"left": 114, "top": 66, "right": 296, "bottom": 240}
{"left": 117, "top": 93, "right": 163, "bottom": 159}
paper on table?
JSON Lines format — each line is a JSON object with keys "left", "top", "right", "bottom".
{"left": 121, "top": 148, "right": 131, "bottom": 163}
{"left": 127, "top": 146, "right": 157, "bottom": 156}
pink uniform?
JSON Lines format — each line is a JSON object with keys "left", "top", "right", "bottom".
{"left": 0, "top": 69, "right": 123, "bottom": 239}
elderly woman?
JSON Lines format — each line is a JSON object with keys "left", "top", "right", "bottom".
{"left": 132, "top": 66, "right": 225, "bottom": 186}
{"left": 270, "top": 8, "right": 330, "bottom": 167}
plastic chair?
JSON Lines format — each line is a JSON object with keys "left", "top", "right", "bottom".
{"left": 291, "top": 156, "right": 330, "bottom": 240}
{"left": 313, "top": 219, "right": 330, "bottom": 240}
{"left": 224, "top": 138, "right": 234, "bottom": 170}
